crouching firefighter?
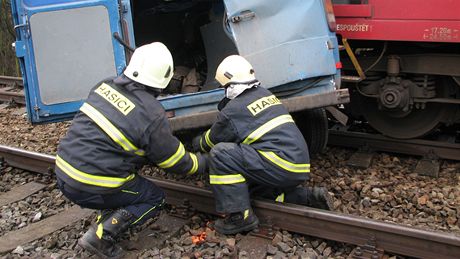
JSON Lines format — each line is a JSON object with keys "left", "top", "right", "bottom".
{"left": 192, "top": 55, "right": 333, "bottom": 235}
{"left": 55, "top": 43, "right": 207, "bottom": 258}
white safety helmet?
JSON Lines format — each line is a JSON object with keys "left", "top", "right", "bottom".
{"left": 124, "top": 42, "right": 174, "bottom": 89}
{"left": 215, "top": 55, "right": 257, "bottom": 87}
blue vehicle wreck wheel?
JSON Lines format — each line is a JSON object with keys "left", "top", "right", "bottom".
{"left": 292, "top": 108, "right": 329, "bottom": 155}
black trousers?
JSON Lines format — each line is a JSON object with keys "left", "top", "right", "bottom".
{"left": 209, "top": 143, "right": 309, "bottom": 214}
{"left": 57, "top": 175, "right": 165, "bottom": 225}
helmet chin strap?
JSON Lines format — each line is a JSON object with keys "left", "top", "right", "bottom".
{"left": 225, "top": 81, "right": 260, "bottom": 99}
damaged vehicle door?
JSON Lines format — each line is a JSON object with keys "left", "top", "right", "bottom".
{"left": 10, "top": 0, "right": 133, "bottom": 123}
{"left": 223, "top": 0, "right": 339, "bottom": 90}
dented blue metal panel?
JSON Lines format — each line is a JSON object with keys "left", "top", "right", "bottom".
{"left": 159, "top": 89, "right": 225, "bottom": 117}
{"left": 223, "top": 0, "right": 337, "bottom": 89}
{"left": 162, "top": 0, "right": 341, "bottom": 117}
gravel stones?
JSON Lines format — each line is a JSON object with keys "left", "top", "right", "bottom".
{"left": 32, "top": 212, "right": 42, "bottom": 222}
{"left": 2, "top": 103, "right": 459, "bottom": 233}
{"left": 226, "top": 237, "right": 236, "bottom": 247}
{"left": 0, "top": 180, "right": 71, "bottom": 236}
{"left": 267, "top": 244, "right": 278, "bottom": 255}
{"left": 137, "top": 216, "right": 350, "bottom": 259}
{"left": 11, "top": 246, "right": 24, "bottom": 255}
{"left": 310, "top": 149, "right": 460, "bottom": 233}
{"left": 0, "top": 108, "right": 69, "bottom": 155}
{"left": 277, "top": 241, "right": 291, "bottom": 253}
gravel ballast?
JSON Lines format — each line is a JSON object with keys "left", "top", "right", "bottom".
{"left": 0, "top": 106, "right": 459, "bottom": 257}
{"left": 0, "top": 108, "right": 458, "bottom": 233}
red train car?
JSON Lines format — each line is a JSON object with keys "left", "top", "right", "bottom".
{"left": 332, "top": 0, "right": 460, "bottom": 139}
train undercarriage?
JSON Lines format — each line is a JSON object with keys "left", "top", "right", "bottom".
{"left": 340, "top": 40, "right": 460, "bottom": 139}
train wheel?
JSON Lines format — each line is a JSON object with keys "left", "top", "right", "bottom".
{"left": 292, "top": 108, "right": 328, "bottom": 154}
{"left": 357, "top": 77, "right": 454, "bottom": 139}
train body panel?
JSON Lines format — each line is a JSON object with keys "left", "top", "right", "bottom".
{"left": 10, "top": 0, "right": 343, "bottom": 124}
{"left": 332, "top": 0, "right": 460, "bottom": 139}
{"left": 334, "top": 0, "right": 460, "bottom": 43}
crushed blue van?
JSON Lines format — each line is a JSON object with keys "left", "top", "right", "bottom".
{"left": 10, "top": 0, "right": 348, "bottom": 149}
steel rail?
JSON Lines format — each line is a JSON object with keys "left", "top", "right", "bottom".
{"left": 1, "top": 145, "right": 460, "bottom": 258}
{"left": 157, "top": 179, "right": 460, "bottom": 259}
{"left": 0, "top": 89, "right": 25, "bottom": 104}
{"left": 0, "top": 76, "right": 23, "bottom": 87}
{"left": 328, "top": 128, "right": 460, "bottom": 160}
{"left": 0, "top": 145, "right": 55, "bottom": 174}
{"left": 0, "top": 76, "right": 25, "bottom": 104}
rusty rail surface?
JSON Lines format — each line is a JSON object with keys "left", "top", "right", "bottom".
{"left": 0, "top": 89, "right": 25, "bottom": 105}
{"left": 0, "top": 145, "right": 55, "bottom": 174}
{"left": 328, "top": 127, "right": 460, "bottom": 161}
{"left": 0, "top": 76, "right": 23, "bottom": 87}
{"left": 0, "top": 76, "right": 25, "bottom": 105}
{"left": 1, "top": 145, "right": 460, "bottom": 258}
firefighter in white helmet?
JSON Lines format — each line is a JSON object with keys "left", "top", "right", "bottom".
{"left": 193, "top": 55, "right": 332, "bottom": 234}
{"left": 55, "top": 42, "right": 207, "bottom": 258}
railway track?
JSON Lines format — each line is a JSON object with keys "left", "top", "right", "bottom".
{"left": 0, "top": 75, "right": 24, "bottom": 105}
{"left": 0, "top": 76, "right": 22, "bottom": 87}
{"left": 328, "top": 125, "right": 460, "bottom": 161}
{"left": 1, "top": 144, "right": 459, "bottom": 259}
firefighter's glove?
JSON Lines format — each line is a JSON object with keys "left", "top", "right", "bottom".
{"left": 194, "top": 152, "right": 210, "bottom": 175}
{"left": 191, "top": 135, "right": 204, "bottom": 153}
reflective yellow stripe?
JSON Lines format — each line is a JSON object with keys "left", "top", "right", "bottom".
{"left": 258, "top": 151, "right": 310, "bottom": 173}
{"left": 131, "top": 199, "right": 164, "bottom": 225}
{"left": 96, "top": 223, "right": 103, "bottom": 239}
{"left": 276, "top": 193, "right": 285, "bottom": 202}
{"left": 187, "top": 153, "right": 199, "bottom": 175}
{"left": 243, "top": 209, "right": 249, "bottom": 219}
{"left": 209, "top": 174, "right": 246, "bottom": 185}
{"left": 121, "top": 190, "right": 139, "bottom": 195}
{"left": 204, "top": 129, "right": 215, "bottom": 148}
{"left": 80, "top": 103, "right": 145, "bottom": 156}
{"left": 243, "top": 115, "right": 294, "bottom": 145}
{"left": 56, "top": 155, "right": 135, "bottom": 188}
{"left": 131, "top": 204, "right": 158, "bottom": 225}
{"left": 199, "top": 137, "right": 206, "bottom": 152}
{"left": 157, "top": 142, "right": 186, "bottom": 168}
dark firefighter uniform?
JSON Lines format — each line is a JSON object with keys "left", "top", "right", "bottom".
{"left": 196, "top": 85, "right": 310, "bottom": 213}
{"left": 55, "top": 75, "right": 206, "bottom": 226}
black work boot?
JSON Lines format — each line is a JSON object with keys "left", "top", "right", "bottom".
{"left": 78, "top": 209, "right": 134, "bottom": 259}
{"left": 96, "top": 209, "right": 114, "bottom": 224}
{"left": 306, "top": 187, "right": 334, "bottom": 210}
{"left": 214, "top": 208, "right": 259, "bottom": 235}
{"left": 286, "top": 187, "right": 334, "bottom": 210}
